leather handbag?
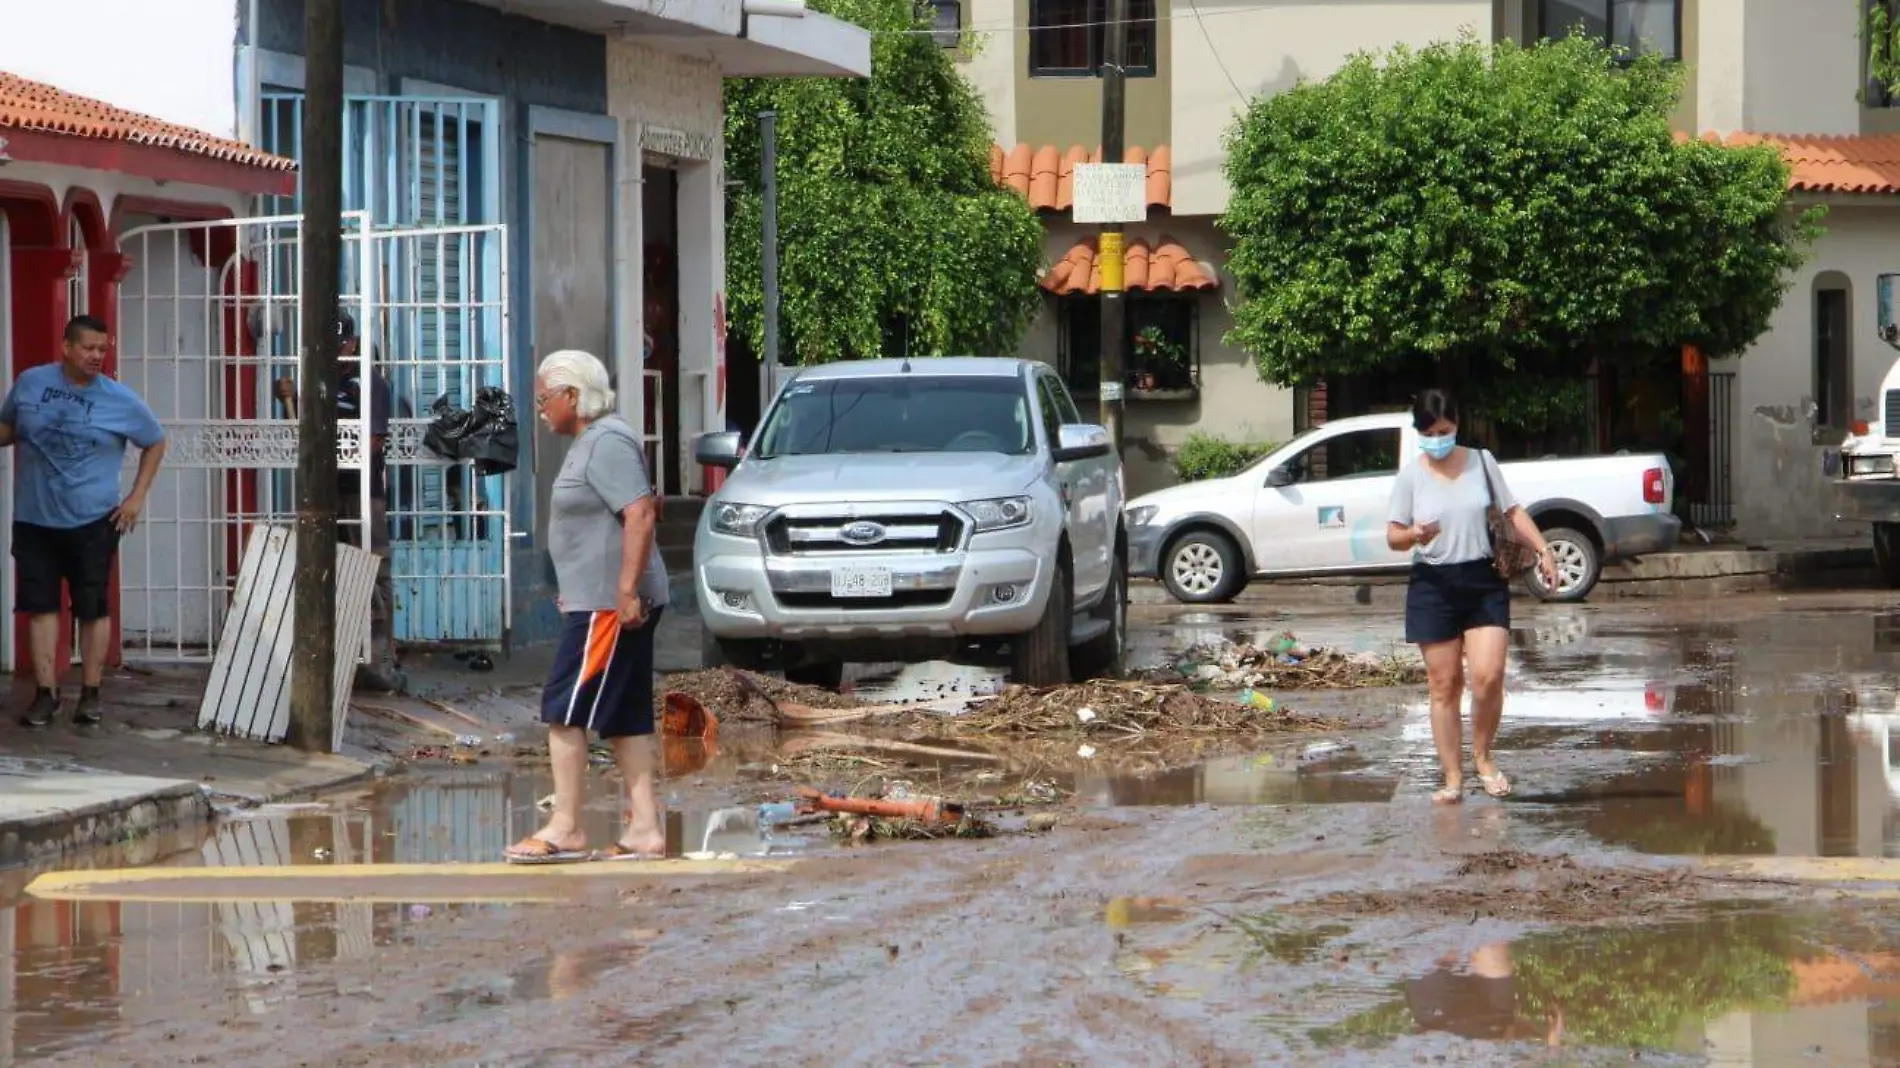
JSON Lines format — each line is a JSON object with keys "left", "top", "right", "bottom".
{"left": 1478, "top": 449, "right": 1539, "bottom": 580}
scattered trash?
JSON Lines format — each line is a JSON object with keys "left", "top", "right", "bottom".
{"left": 1239, "top": 689, "right": 1275, "bottom": 711}
{"left": 312, "top": 847, "right": 332, "bottom": 860}
{"left": 467, "top": 653, "right": 494, "bottom": 673}
{"left": 795, "top": 785, "right": 965, "bottom": 825}
{"left": 830, "top": 812, "right": 996, "bottom": 844}
{"left": 1026, "top": 812, "right": 1060, "bottom": 833}
{"left": 658, "top": 668, "right": 863, "bottom": 723}
{"left": 662, "top": 692, "right": 719, "bottom": 741}
{"left": 1300, "top": 741, "right": 1355, "bottom": 764}
{"left": 758, "top": 801, "right": 801, "bottom": 825}
{"left": 1140, "top": 633, "right": 1424, "bottom": 691}
{"left": 536, "top": 793, "right": 556, "bottom": 811}
{"left": 454, "top": 734, "right": 483, "bottom": 748}
{"left": 409, "top": 905, "right": 433, "bottom": 920}
{"left": 1077, "top": 744, "right": 1098, "bottom": 759}
{"left": 684, "top": 851, "right": 740, "bottom": 862}
{"left": 1076, "top": 707, "right": 1098, "bottom": 723}
{"left": 492, "top": 732, "right": 516, "bottom": 745}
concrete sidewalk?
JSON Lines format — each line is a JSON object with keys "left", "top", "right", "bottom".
{"left": 1130, "top": 537, "right": 1880, "bottom": 606}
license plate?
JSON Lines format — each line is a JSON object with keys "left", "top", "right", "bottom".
{"left": 830, "top": 566, "right": 893, "bottom": 598}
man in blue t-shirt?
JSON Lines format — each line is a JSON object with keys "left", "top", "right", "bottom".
{"left": 0, "top": 314, "right": 167, "bottom": 727}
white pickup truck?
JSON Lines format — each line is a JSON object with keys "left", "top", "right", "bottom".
{"left": 1125, "top": 412, "right": 1681, "bottom": 604}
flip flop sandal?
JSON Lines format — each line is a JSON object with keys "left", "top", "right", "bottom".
{"left": 1480, "top": 772, "right": 1512, "bottom": 799}
{"left": 1431, "top": 785, "right": 1464, "bottom": 805}
{"left": 504, "top": 837, "right": 591, "bottom": 865}
{"left": 596, "top": 843, "right": 664, "bottom": 862}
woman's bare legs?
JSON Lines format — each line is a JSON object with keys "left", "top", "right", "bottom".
{"left": 1421, "top": 638, "right": 1467, "bottom": 803}
{"left": 610, "top": 733, "right": 665, "bottom": 856}
{"left": 523, "top": 725, "right": 590, "bottom": 850}
{"left": 1463, "top": 625, "right": 1511, "bottom": 796}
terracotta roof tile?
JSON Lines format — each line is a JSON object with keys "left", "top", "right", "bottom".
{"left": 1041, "top": 235, "right": 1216, "bottom": 296}
{"left": 991, "top": 143, "right": 1171, "bottom": 212}
{"left": 0, "top": 70, "right": 295, "bottom": 172}
{"left": 1699, "top": 131, "right": 1900, "bottom": 195}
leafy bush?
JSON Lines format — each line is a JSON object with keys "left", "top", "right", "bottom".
{"left": 1173, "top": 433, "right": 1277, "bottom": 482}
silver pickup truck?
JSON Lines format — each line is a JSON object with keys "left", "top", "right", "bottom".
{"left": 692, "top": 358, "right": 1127, "bottom": 689}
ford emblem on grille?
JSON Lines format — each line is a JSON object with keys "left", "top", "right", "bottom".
{"left": 839, "top": 520, "right": 887, "bottom": 546}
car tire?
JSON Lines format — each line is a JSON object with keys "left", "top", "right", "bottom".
{"left": 1010, "top": 557, "right": 1073, "bottom": 687}
{"left": 785, "top": 661, "right": 845, "bottom": 691}
{"left": 702, "top": 627, "right": 765, "bottom": 671}
{"left": 1876, "top": 523, "right": 1900, "bottom": 588}
{"left": 1161, "top": 530, "right": 1244, "bottom": 604}
{"left": 1072, "top": 548, "right": 1127, "bottom": 681}
{"left": 1526, "top": 526, "right": 1600, "bottom": 603}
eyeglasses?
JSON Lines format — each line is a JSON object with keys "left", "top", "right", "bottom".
{"left": 535, "top": 387, "right": 574, "bottom": 409}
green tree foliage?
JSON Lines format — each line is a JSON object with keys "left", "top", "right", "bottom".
{"left": 723, "top": 0, "right": 1044, "bottom": 364}
{"left": 1220, "top": 36, "right": 1822, "bottom": 389}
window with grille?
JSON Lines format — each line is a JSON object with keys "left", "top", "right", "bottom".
{"left": 67, "top": 216, "right": 87, "bottom": 318}
{"left": 1029, "top": 0, "right": 1156, "bottom": 77}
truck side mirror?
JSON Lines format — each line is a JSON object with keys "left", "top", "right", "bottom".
{"left": 694, "top": 431, "right": 743, "bottom": 470}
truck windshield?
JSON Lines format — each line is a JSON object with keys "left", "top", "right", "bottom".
{"left": 753, "top": 376, "right": 1035, "bottom": 458}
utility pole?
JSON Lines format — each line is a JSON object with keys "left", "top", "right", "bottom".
{"left": 760, "top": 110, "right": 781, "bottom": 399}
{"left": 290, "top": 0, "right": 344, "bottom": 752}
{"left": 1097, "top": 0, "right": 1129, "bottom": 453}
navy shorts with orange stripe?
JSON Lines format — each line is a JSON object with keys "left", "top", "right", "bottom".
{"left": 540, "top": 608, "right": 664, "bottom": 738}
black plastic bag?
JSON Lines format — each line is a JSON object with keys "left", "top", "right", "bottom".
{"left": 420, "top": 388, "right": 520, "bottom": 475}
{"left": 463, "top": 386, "right": 520, "bottom": 476}
{"left": 422, "top": 394, "right": 473, "bottom": 462}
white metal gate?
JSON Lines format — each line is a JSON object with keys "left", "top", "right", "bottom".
{"left": 115, "top": 212, "right": 512, "bottom": 662}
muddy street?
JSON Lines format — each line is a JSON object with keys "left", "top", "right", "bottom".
{"left": 13, "top": 591, "right": 1900, "bottom": 1066}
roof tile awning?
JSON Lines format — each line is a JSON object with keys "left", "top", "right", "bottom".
{"left": 0, "top": 70, "right": 296, "bottom": 195}
{"left": 1041, "top": 235, "right": 1217, "bottom": 296}
{"left": 1698, "top": 131, "right": 1900, "bottom": 195}
{"left": 992, "top": 143, "right": 1171, "bottom": 213}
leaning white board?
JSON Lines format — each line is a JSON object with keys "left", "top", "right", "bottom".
{"left": 197, "top": 525, "right": 379, "bottom": 750}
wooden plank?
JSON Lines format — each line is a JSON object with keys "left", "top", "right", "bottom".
{"left": 198, "top": 524, "right": 378, "bottom": 747}
{"left": 330, "top": 541, "right": 379, "bottom": 751}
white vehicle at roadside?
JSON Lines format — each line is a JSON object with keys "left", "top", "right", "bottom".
{"left": 1124, "top": 412, "right": 1681, "bottom": 604}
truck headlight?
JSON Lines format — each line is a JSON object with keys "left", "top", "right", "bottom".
{"left": 710, "top": 502, "right": 771, "bottom": 537}
{"left": 960, "top": 496, "right": 1032, "bottom": 533}
{"left": 1125, "top": 505, "right": 1158, "bottom": 527}
{"left": 1851, "top": 454, "right": 1896, "bottom": 477}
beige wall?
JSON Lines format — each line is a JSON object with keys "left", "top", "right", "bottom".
{"left": 1169, "top": 1, "right": 1492, "bottom": 216}
{"left": 960, "top": 0, "right": 1017, "bottom": 145}
{"left": 1692, "top": 0, "right": 1857, "bottom": 138}
{"left": 1719, "top": 200, "right": 1900, "bottom": 539}
{"left": 1012, "top": 0, "right": 1172, "bottom": 150}
{"left": 1011, "top": 216, "right": 1296, "bottom": 497}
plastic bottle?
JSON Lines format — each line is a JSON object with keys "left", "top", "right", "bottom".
{"left": 758, "top": 801, "right": 800, "bottom": 825}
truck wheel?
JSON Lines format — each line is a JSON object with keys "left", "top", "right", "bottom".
{"left": 1527, "top": 527, "right": 1600, "bottom": 603}
{"left": 1072, "top": 551, "right": 1127, "bottom": 680}
{"left": 1875, "top": 524, "right": 1900, "bottom": 588}
{"left": 785, "top": 661, "right": 845, "bottom": 691}
{"left": 1161, "top": 530, "right": 1244, "bottom": 604}
{"left": 701, "top": 627, "right": 766, "bottom": 671}
{"left": 1010, "top": 559, "right": 1073, "bottom": 687}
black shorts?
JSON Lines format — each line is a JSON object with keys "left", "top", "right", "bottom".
{"left": 13, "top": 517, "right": 119, "bottom": 622}
{"left": 1405, "top": 560, "right": 1510, "bottom": 645}
{"left": 540, "top": 607, "right": 664, "bottom": 738}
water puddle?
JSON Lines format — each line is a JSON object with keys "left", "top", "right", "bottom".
{"left": 1112, "top": 901, "right": 1900, "bottom": 1064}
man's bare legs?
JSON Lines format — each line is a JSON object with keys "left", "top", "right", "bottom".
{"left": 521, "top": 725, "right": 591, "bottom": 852}
{"left": 609, "top": 734, "right": 665, "bottom": 856}
{"left": 27, "top": 613, "right": 59, "bottom": 690}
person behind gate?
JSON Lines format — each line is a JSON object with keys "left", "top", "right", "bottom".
{"left": 0, "top": 314, "right": 167, "bottom": 728}
{"left": 274, "top": 310, "right": 400, "bottom": 692}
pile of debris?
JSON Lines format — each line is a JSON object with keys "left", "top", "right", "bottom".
{"left": 948, "top": 678, "right": 1335, "bottom": 737}
{"left": 656, "top": 668, "right": 864, "bottom": 723}
{"left": 1142, "top": 633, "right": 1424, "bottom": 691}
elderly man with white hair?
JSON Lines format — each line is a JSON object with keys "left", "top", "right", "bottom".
{"left": 506, "top": 348, "right": 669, "bottom": 864}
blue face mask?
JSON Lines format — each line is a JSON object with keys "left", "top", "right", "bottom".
{"left": 1419, "top": 433, "right": 1456, "bottom": 460}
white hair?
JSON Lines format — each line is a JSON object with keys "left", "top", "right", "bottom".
{"left": 537, "top": 349, "right": 617, "bottom": 420}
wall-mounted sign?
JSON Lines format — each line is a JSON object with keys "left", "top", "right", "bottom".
{"left": 641, "top": 125, "right": 718, "bottom": 161}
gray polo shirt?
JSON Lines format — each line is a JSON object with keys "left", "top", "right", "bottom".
{"left": 1386, "top": 448, "right": 1516, "bottom": 567}
{"left": 548, "top": 414, "right": 669, "bottom": 613}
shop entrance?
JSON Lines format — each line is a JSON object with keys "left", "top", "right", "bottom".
{"left": 642, "top": 160, "right": 681, "bottom": 494}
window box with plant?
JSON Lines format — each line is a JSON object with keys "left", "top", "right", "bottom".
{"left": 1130, "top": 324, "right": 1192, "bottom": 398}
{"left": 1058, "top": 294, "right": 1200, "bottom": 399}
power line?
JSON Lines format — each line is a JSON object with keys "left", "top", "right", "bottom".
{"left": 1185, "top": 0, "right": 1248, "bottom": 107}
{"left": 872, "top": 5, "right": 1259, "bottom": 37}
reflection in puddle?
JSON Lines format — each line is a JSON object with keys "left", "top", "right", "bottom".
{"left": 0, "top": 773, "right": 804, "bottom": 1060}
{"left": 1076, "top": 752, "right": 1398, "bottom": 807}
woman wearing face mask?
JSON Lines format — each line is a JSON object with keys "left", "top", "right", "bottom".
{"left": 1386, "top": 389, "right": 1558, "bottom": 804}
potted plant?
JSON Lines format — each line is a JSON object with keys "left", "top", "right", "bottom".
{"left": 1131, "top": 326, "right": 1188, "bottom": 394}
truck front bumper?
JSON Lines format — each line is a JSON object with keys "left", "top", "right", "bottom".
{"left": 1836, "top": 477, "right": 1900, "bottom": 524}
{"left": 697, "top": 542, "right": 1053, "bottom": 642}
{"left": 1602, "top": 513, "right": 1683, "bottom": 561}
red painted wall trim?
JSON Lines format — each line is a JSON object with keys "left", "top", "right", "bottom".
{"left": 3, "top": 128, "right": 296, "bottom": 198}
{"left": 59, "top": 187, "right": 110, "bottom": 251}
{"left": 0, "top": 180, "right": 61, "bottom": 245}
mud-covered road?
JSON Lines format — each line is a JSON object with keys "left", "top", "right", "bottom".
{"left": 15, "top": 590, "right": 1900, "bottom": 1066}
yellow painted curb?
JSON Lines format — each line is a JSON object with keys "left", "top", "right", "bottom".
{"left": 26, "top": 858, "right": 799, "bottom": 904}
{"left": 1698, "top": 856, "right": 1900, "bottom": 883}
